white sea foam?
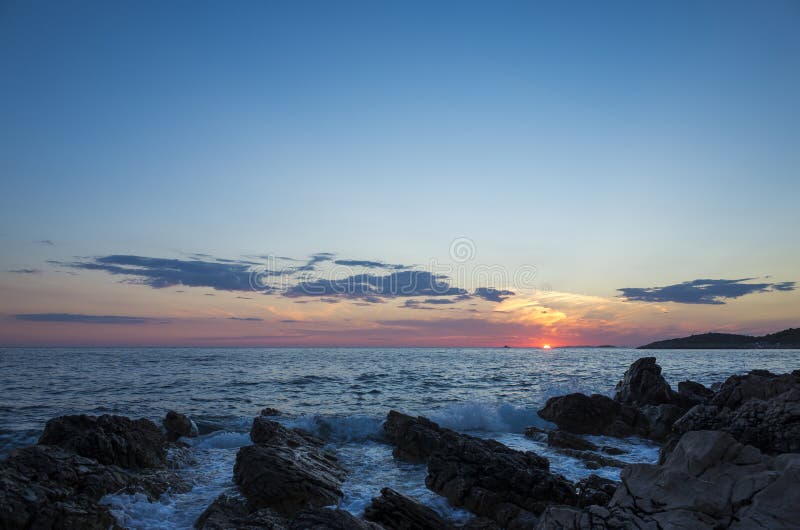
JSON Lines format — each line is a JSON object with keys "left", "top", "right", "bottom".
{"left": 189, "top": 431, "right": 251, "bottom": 449}
{"left": 430, "top": 401, "right": 548, "bottom": 433}
{"left": 280, "top": 414, "right": 385, "bottom": 442}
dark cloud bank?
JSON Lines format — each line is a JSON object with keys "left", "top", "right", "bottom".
{"left": 619, "top": 278, "right": 796, "bottom": 304}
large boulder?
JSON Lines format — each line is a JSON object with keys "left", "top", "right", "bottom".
{"left": 364, "top": 487, "right": 451, "bottom": 529}
{"left": 163, "top": 410, "right": 198, "bottom": 442}
{"left": 233, "top": 418, "right": 346, "bottom": 517}
{"left": 613, "top": 357, "right": 677, "bottom": 407}
{"left": 536, "top": 430, "right": 800, "bottom": 529}
{"left": 537, "top": 393, "right": 645, "bottom": 437}
{"left": 385, "top": 411, "right": 576, "bottom": 529}
{"left": 677, "top": 380, "right": 714, "bottom": 405}
{"left": 39, "top": 414, "right": 166, "bottom": 469}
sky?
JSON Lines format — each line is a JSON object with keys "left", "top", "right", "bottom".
{"left": 0, "top": 0, "right": 798, "bottom": 347}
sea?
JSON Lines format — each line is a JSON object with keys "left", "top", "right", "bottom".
{"left": 1, "top": 347, "right": 798, "bottom": 529}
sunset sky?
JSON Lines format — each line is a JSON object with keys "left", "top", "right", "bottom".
{"left": 1, "top": 1, "right": 798, "bottom": 347}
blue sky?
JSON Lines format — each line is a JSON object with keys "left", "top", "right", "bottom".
{"left": 0, "top": 1, "right": 798, "bottom": 346}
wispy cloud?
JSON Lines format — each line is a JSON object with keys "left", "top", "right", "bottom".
{"left": 618, "top": 278, "right": 795, "bottom": 305}
{"left": 14, "top": 313, "right": 157, "bottom": 324}
{"left": 7, "top": 268, "right": 41, "bottom": 274}
{"left": 285, "top": 270, "right": 467, "bottom": 302}
{"left": 35, "top": 240, "right": 55, "bottom": 246}
{"left": 333, "top": 259, "right": 411, "bottom": 270}
{"left": 228, "top": 316, "right": 263, "bottom": 321}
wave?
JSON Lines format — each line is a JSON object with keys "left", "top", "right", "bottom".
{"left": 190, "top": 431, "right": 251, "bottom": 450}
{"left": 281, "top": 414, "right": 384, "bottom": 443}
{"left": 429, "top": 402, "right": 549, "bottom": 434}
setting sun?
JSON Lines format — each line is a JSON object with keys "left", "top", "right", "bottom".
{"left": 543, "top": 344, "right": 552, "bottom": 349}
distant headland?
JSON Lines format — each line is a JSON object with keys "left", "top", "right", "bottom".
{"left": 638, "top": 327, "right": 800, "bottom": 349}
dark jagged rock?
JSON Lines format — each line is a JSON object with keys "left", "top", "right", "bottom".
{"left": 289, "top": 508, "right": 382, "bottom": 530}
{"left": 535, "top": 430, "right": 800, "bottom": 529}
{"left": 710, "top": 369, "right": 800, "bottom": 409}
{"left": 163, "top": 410, "right": 198, "bottom": 442}
{"left": 250, "top": 415, "right": 324, "bottom": 447}
{"left": 39, "top": 414, "right": 166, "bottom": 469}
{"left": 364, "top": 487, "right": 451, "bottom": 529}
{"left": 538, "top": 358, "right": 691, "bottom": 442}
{"left": 613, "top": 357, "right": 677, "bottom": 407}
{"left": 537, "top": 393, "right": 644, "bottom": 437}
{"left": 523, "top": 426, "right": 547, "bottom": 442}
{"left": 575, "top": 475, "right": 617, "bottom": 508}
{"left": 234, "top": 418, "right": 345, "bottom": 517}
{"left": 674, "top": 388, "right": 800, "bottom": 454}
{"left": 194, "top": 494, "right": 288, "bottom": 530}
{"left": 0, "top": 444, "right": 185, "bottom": 530}
{"left": 384, "top": 412, "right": 576, "bottom": 528}
{"left": 677, "top": 380, "right": 714, "bottom": 405}
{"left": 637, "top": 403, "right": 684, "bottom": 441}
{"left": 598, "top": 446, "right": 625, "bottom": 456}
{"left": 383, "top": 410, "right": 446, "bottom": 463}
{"left": 261, "top": 407, "right": 282, "bottom": 417}
{"left": 546, "top": 430, "right": 598, "bottom": 452}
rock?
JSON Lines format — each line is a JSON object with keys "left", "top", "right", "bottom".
{"left": 261, "top": 407, "right": 282, "bottom": 416}
{"left": 677, "top": 380, "right": 714, "bottom": 405}
{"left": 250, "top": 416, "right": 324, "bottom": 447}
{"left": 163, "top": 410, "right": 198, "bottom": 442}
{"left": 39, "top": 414, "right": 166, "bottom": 469}
{"left": 613, "top": 357, "right": 677, "bottom": 407}
{"left": 537, "top": 393, "right": 644, "bottom": 437}
{"left": 234, "top": 418, "right": 346, "bottom": 516}
{"left": 552, "top": 448, "right": 626, "bottom": 470}
{"left": 195, "top": 494, "right": 288, "bottom": 530}
{"left": 289, "top": 508, "right": 382, "bottom": 530}
{"left": 674, "top": 388, "right": 800, "bottom": 454}
{"left": 523, "top": 425, "right": 548, "bottom": 442}
{"left": 637, "top": 403, "right": 684, "bottom": 441}
{"left": 383, "top": 410, "right": 446, "bottom": 463}
{"left": 364, "top": 487, "right": 452, "bottom": 529}
{"left": 0, "top": 444, "right": 138, "bottom": 530}
{"left": 710, "top": 369, "right": 800, "bottom": 409}
{"left": 599, "top": 446, "right": 625, "bottom": 456}
{"left": 575, "top": 475, "right": 617, "bottom": 507}
{"left": 385, "top": 411, "right": 575, "bottom": 528}
{"left": 546, "top": 430, "right": 598, "bottom": 451}
{"left": 536, "top": 430, "right": 800, "bottom": 529}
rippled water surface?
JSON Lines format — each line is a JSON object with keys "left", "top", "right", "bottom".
{"left": 1, "top": 347, "right": 798, "bottom": 528}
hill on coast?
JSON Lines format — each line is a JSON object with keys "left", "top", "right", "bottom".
{"left": 639, "top": 327, "right": 800, "bottom": 349}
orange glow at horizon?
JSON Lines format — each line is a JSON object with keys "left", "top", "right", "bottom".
{"left": 543, "top": 344, "right": 552, "bottom": 349}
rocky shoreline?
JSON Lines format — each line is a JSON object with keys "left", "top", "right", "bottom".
{"left": 1, "top": 358, "right": 799, "bottom": 529}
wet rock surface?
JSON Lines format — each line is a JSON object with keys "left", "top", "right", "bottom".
{"left": 385, "top": 411, "right": 577, "bottom": 529}
{"left": 39, "top": 414, "right": 167, "bottom": 469}
{"left": 163, "top": 410, "right": 199, "bottom": 442}
{"left": 233, "top": 418, "right": 346, "bottom": 517}
{"left": 365, "top": 487, "right": 452, "bottom": 529}
{"left": 613, "top": 357, "right": 677, "bottom": 407}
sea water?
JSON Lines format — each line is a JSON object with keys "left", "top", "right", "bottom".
{"left": 1, "top": 347, "right": 798, "bottom": 529}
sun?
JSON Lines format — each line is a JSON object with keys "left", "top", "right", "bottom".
{"left": 542, "top": 344, "right": 552, "bottom": 349}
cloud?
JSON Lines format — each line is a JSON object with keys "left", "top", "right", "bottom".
{"left": 284, "top": 270, "right": 467, "bottom": 301}
{"left": 14, "top": 313, "right": 156, "bottom": 324}
{"left": 228, "top": 317, "right": 263, "bottom": 321}
{"left": 333, "top": 259, "right": 410, "bottom": 270}
{"left": 618, "top": 278, "right": 795, "bottom": 305}
{"left": 294, "top": 253, "right": 335, "bottom": 272}
{"left": 64, "top": 255, "right": 263, "bottom": 292}
{"left": 35, "top": 240, "right": 55, "bottom": 246}
{"left": 7, "top": 268, "right": 41, "bottom": 274}
{"left": 473, "top": 287, "right": 515, "bottom": 302}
